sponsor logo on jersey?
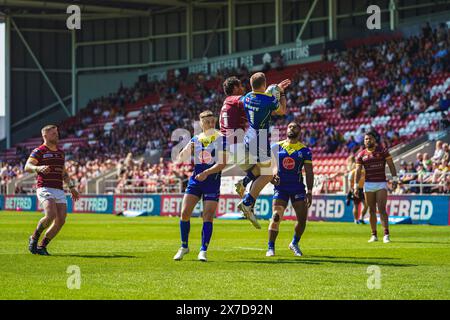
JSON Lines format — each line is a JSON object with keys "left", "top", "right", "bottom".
{"left": 199, "top": 150, "right": 212, "bottom": 164}
{"left": 282, "top": 157, "right": 295, "bottom": 170}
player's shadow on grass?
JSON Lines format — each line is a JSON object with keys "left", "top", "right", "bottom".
{"left": 232, "top": 258, "right": 417, "bottom": 267}
{"left": 306, "top": 255, "right": 397, "bottom": 260}
{"left": 53, "top": 254, "right": 136, "bottom": 259}
{"left": 392, "top": 240, "right": 450, "bottom": 245}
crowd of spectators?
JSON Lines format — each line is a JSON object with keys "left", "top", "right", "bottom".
{"left": 393, "top": 140, "right": 450, "bottom": 194}
{"left": 113, "top": 154, "right": 191, "bottom": 194}
{"left": 1, "top": 23, "right": 449, "bottom": 194}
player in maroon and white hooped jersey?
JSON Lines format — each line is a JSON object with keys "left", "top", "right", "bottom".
{"left": 26, "top": 125, "right": 80, "bottom": 255}
{"left": 220, "top": 76, "right": 247, "bottom": 137}
{"left": 354, "top": 132, "right": 398, "bottom": 244}
{"left": 220, "top": 76, "right": 251, "bottom": 197}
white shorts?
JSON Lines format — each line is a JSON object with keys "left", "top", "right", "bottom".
{"left": 36, "top": 187, "right": 67, "bottom": 205}
{"left": 364, "top": 182, "right": 388, "bottom": 193}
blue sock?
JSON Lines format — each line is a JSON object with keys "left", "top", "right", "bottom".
{"left": 201, "top": 222, "right": 213, "bottom": 251}
{"left": 243, "top": 193, "right": 255, "bottom": 207}
{"left": 292, "top": 235, "right": 300, "bottom": 245}
{"left": 243, "top": 171, "right": 256, "bottom": 187}
{"left": 268, "top": 241, "right": 275, "bottom": 250}
{"left": 180, "top": 220, "right": 190, "bottom": 248}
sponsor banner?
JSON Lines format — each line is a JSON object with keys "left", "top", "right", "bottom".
{"left": 72, "top": 195, "right": 112, "bottom": 214}
{"left": 217, "top": 195, "right": 272, "bottom": 219}
{"left": 160, "top": 195, "right": 202, "bottom": 217}
{"left": 183, "top": 43, "right": 323, "bottom": 76}
{"left": 282, "top": 195, "right": 350, "bottom": 222}
{"left": 3, "top": 195, "right": 36, "bottom": 211}
{"left": 386, "top": 195, "right": 449, "bottom": 225}
{"left": 113, "top": 195, "right": 160, "bottom": 215}
{"left": 0, "top": 194, "right": 448, "bottom": 225}
{"left": 282, "top": 195, "right": 450, "bottom": 225}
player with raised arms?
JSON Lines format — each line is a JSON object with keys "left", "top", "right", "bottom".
{"left": 354, "top": 132, "right": 398, "bottom": 243}
{"left": 26, "top": 125, "right": 80, "bottom": 256}
{"left": 237, "top": 72, "right": 291, "bottom": 229}
{"left": 220, "top": 76, "right": 248, "bottom": 173}
{"left": 173, "top": 110, "right": 227, "bottom": 262}
{"left": 266, "top": 122, "right": 314, "bottom": 257}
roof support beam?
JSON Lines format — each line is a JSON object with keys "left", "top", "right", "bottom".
{"left": 328, "top": 0, "right": 337, "bottom": 40}
{"left": 296, "top": 0, "right": 319, "bottom": 44}
{"left": 0, "top": 0, "right": 149, "bottom": 16}
{"left": 5, "top": 15, "right": 11, "bottom": 148}
{"left": 227, "top": 0, "right": 235, "bottom": 54}
{"left": 186, "top": 1, "right": 193, "bottom": 61}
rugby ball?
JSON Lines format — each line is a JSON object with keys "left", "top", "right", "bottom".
{"left": 265, "top": 84, "right": 281, "bottom": 100}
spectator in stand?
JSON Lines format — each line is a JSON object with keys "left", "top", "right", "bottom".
{"left": 415, "top": 153, "right": 423, "bottom": 168}
{"left": 441, "top": 143, "right": 450, "bottom": 163}
{"left": 431, "top": 140, "right": 445, "bottom": 163}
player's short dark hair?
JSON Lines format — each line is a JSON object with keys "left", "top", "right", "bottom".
{"left": 365, "top": 131, "right": 379, "bottom": 141}
{"left": 223, "top": 76, "right": 241, "bottom": 96}
{"left": 250, "top": 72, "right": 266, "bottom": 90}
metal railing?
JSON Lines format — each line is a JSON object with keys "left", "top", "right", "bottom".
{"left": 343, "top": 171, "right": 450, "bottom": 195}
{"left": 104, "top": 178, "right": 183, "bottom": 194}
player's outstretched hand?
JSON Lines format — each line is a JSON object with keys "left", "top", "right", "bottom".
{"left": 195, "top": 172, "right": 208, "bottom": 182}
{"left": 277, "top": 79, "right": 291, "bottom": 92}
{"left": 306, "top": 192, "right": 312, "bottom": 208}
{"left": 70, "top": 188, "right": 80, "bottom": 202}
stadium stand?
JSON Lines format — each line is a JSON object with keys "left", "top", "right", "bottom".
{"left": 1, "top": 26, "right": 449, "bottom": 195}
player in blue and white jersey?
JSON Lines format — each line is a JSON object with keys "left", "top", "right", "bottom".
{"left": 266, "top": 122, "right": 314, "bottom": 257}
{"left": 173, "top": 110, "right": 227, "bottom": 262}
{"left": 236, "top": 72, "right": 291, "bottom": 229}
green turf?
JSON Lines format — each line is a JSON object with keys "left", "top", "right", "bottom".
{"left": 0, "top": 211, "right": 449, "bottom": 300}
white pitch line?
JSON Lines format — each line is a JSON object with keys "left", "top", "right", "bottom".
{"left": 232, "top": 247, "right": 266, "bottom": 251}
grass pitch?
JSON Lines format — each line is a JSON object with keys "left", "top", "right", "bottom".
{"left": 0, "top": 211, "right": 449, "bottom": 300}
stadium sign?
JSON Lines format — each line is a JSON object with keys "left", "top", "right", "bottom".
{"left": 184, "top": 42, "right": 322, "bottom": 76}
{"left": 386, "top": 196, "right": 449, "bottom": 225}
{"left": 1, "top": 194, "right": 449, "bottom": 226}
{"left": 217, "top": 195, "right": 271, "bottom": 219}
{"left": 4, "top": 195, "right": 36, "bottom": 211}
{"left": 114, "top": 195, "right": 160, "bottom": 216}
{"left": 73, "top": 196, "right": 112, "bottom": 214}
{"left": 160, "top": 195, "right": 202, "bottom": 217}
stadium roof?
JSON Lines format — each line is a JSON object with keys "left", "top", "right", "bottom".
{"left": 0, "top": 0, "right": 229, "bottom": 18}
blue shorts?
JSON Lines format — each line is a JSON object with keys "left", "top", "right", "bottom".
{"left": 244, "top": 130, "right": 271, "bottom": 164}
{"left": 185, "top": 179, "right": 220, "bottom": 202}
{"left": 273, "top": 188, "right": 306, "bottom": 204}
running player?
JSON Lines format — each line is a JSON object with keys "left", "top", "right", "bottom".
{"left": 266, "top": 122, "right": 313, "bottom": 257}
{"left": 173, "top": 110, "right": 227, "bottom": 262}
{"left": 237, "top": 72, "right": 291, "bottom": 229}
{"left": 349, "top": 165, "right": 368, "bottom": 224}
{"left": 26, "top": 125, "right": 80, "bottom": 255}
{"left": 354, "top": 132, "right": 398, "bottom": 243}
